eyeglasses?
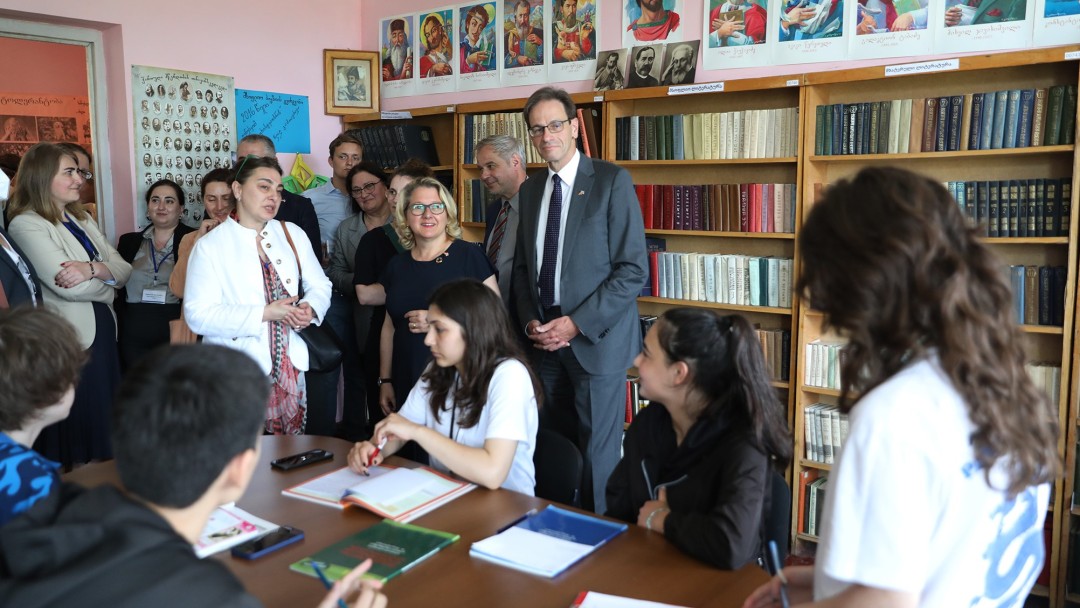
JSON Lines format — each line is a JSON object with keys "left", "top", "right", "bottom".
{"left": 408, "top": 202, "right": 446, "bottom": 216}
{"left": 79, "top": 170, "right": 93, "bottom": 180}
{"left": 351, "top": 181, "right": 380, "bottom": 197}
{"left": 528, "top": 119, "right": 570, "bottom": 138}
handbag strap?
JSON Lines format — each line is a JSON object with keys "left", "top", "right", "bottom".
{"left": 278, "top": 220, "right": 305, "bottom": 299}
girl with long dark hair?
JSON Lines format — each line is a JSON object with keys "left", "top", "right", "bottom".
{"left": 349, "top": 278, "right": 540, "bottom": 494}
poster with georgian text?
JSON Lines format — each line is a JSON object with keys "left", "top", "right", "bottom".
{"left": 501, "top": 0, "right": 549, "bottom": 87}
{"left": 703, "top": 0, "right": 773, "bottom": 69}
{"left": 770, "top": 0, "right": 849, "bottom": 64}
{"left": 847, "top": 0, "right": 934, "bottom": 59}
{"left": 381, "top": 15, "right": 418, "bottom": 98}
{"left": 459, "top": 2, "right": 501, "bottom": 91}
{"left": 0, "top": 94, "right": 91, "bottom": 160}
{"left": 418, "top": 8, "right": 458, "bottom": 95}
{"left": 1032, "top": 0, "right": 1080, "bottom": 47}
{"left": 550, "top": 0, "right": 598, "bottom": 82}
{"left": 624, "top": 0, "right": 685, "bottom": 47}
{"left": 131, "top": 65, "right": 235, "bottom": 229}
{"left": 933, "top": 0, "right": 1035, "bottom": 54}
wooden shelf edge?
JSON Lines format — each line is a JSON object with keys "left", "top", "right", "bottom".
{"left": 614, "top": 157, "right": 798, "bottom": 166}
{"left": 772, "top": 380, "right": 791, "bottom": 390}
{"left": 795, "top": 532, "right": 819, "bottom": 543}
{"left": 637, "top": 296, "right": 792, "bottom": 315}
{"left": 801, "top": 386, "right": 841, "bottom": 397}
{"left": 808, "top": 145, "right": 1074, "bottom": 162}
{"left": 798, "top": 459, "right": 833, "bottom": 472}
{"left": 1028, "top": 583, "right": 1050, "bottom": 598}
{"left": 644, "top": 229, "right": 795, "bottom": 239}
{"left": 1021, "top": 324, "right": 1065, "bottom": 335}
{"left": 983, "top": 237, "right": 1070, "bottom": 245}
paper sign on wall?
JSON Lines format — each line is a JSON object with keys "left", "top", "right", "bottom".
{"left": 236, "top": 89, "right": 311, "bottom": 154}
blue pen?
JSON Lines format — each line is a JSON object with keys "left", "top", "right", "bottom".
{"left": 496, "top": 508, "right": 538, "bottom": 533}
{"left": 310, "top": 561, "right": 347, "bottom": 608}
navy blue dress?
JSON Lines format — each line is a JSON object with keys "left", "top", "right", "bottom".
{"left": 380, "top": 239, "right": 494, "bottom": 402}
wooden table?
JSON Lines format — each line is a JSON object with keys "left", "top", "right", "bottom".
{"left": 65, "top": 436, "right": 767, "bottom": 608}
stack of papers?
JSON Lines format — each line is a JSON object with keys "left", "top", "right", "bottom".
{"left": 282, "top": 465, "right": 475, "bottom": 522}
{"left": 570, "top": 592, "right": 689, "bottom": 608}
{"left": 194, "top": 503, "right": 277, "bottom": 558}
{"left": 469, "top": 505, "right": 627, "bottom": 578}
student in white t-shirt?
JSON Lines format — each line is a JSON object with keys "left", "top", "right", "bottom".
{"left": 348, "top": 278, "right": 541, "bottom": 494}
{"left": 744, "top": 167, "right": 1060, "bottom": 608}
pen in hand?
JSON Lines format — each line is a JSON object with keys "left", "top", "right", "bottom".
{"left": 496, "top": 508, "right": 538, "bottom": 534}
{"left": 310, "top": 561, "right": 347, "bottom": 608}
{"left": 367, "top": 437, "right": 387, "bottom": 468}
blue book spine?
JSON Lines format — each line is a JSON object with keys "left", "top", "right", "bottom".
{"left": 991, "top": 90, "right": 1009, "bottom": 149}
{"left": 831, "top": 104, "right": 843, "bottom": 155}
{"left": 980, "top": 91, "right": 997, "bottom": 150}
{"left": 969, "top": 93, "right": 984, "bottom": 150}
{"left": 673, "top": 115, "right": 685, "bottom": 161}
{"left": 1003, "top": 89, "right": 1021, "bottom": 149}
{"left": 1017, "top": 89, "right": 1035, "bottom": 148}
{"left": 1010, "top": 265, "right": 1025, "bottom": 324}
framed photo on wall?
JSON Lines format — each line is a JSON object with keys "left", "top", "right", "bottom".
{"left": 323, "top": 49, "right": 379, "bottom": 115}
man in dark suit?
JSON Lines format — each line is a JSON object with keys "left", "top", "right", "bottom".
{"left": 511, "top": 87, "right": 647, "bottom": 513}
{"left": 236, "top": 134, "right": 321, "bottom": 261}
{"left": 0, "top": 223, "right": 39, "bottom": 309}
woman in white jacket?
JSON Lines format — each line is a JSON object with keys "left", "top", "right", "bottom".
{"left": 185, "top": 156, "right": 331, "bottom": 434}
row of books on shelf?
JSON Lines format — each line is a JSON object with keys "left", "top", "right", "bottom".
{"left": 812, "top": 85, "right": 1077, "bottom": 156}
{"left": 346, "top": 124, "right": 439, "bottom": 169}
{"left": 757, "top": 327, "right": 791, "bottom": 382}
{"left": 462, "top": 107, "right": 600, "bottom": 165}
{"left": 634, "top": 183, "right": 797, "bottom": 234}
{"left": 645, "top": 249, "right": 794, "bottom": 309}
{"left": 948, "top": 177, "right": 1071, "bottom": 238}
{"left": 797, "top": 470, "right": 828, "bottom": 537}
{"left": 461, "top": 178, "right": 499, "bottom": 223}
{"left": 804, "top": 339, "right": 844, "bottom": 390}
{"left": 803, "top": 403, "right": 849, "bottom": 465}
{"left": 1025, "top": 362, "right": 1062, "bottom": 407}
{"left": 1008, "top": 265, "right": 1066, "bottom": 327}
{"left": 613, "top": 107, "right": 799, "bottom": 162}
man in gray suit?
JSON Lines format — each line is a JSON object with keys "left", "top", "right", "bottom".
{"left": 512, "top": 86, "right": 647, "bottom": 513}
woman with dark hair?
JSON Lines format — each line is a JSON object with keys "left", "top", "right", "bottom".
{"left": 0, "top": 307, "right": 87, "bottom": 524}
{"left": 606, "top": 309, "right": 792, "bottom": 569}
{"left": 184, "top": 156, "right": 331, "bottom": 435}
{"left": 744, "top": 167, "right": 1059, "bottom": 607}
{"left": 348, "top": 278, "right": 540, "bottom": 493}
{"left": 353, "top": 158, "right": 434, "bottom": 432}
{"left": 115, "top": 179, "right": 194, "bottom": 367}
{"left": 7, "top": 142, "right": 131, "bottom": 466}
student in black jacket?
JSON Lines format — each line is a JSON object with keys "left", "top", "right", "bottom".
{"left": 606, "top": 309, "right": 792, "bottom": 569}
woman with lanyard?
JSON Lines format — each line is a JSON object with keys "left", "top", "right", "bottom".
{"left": 7, "top": 142, "right": 131, "bottom": 466}
{"left": 115, "top": 179, "right": 194, "bottom": 368}
{"left": 353, "top": 158, "right": 433, "bottom": 434}
{"left": 349, "top": 278, "right": 540, "bottom": 494}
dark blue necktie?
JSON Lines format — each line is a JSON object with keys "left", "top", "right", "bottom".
{"left": 539, "top": 174, "right": 562, "bottom": 308}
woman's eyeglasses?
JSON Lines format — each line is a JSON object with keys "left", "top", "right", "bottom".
{"left": 350, "top": 181, "right": 380, "bottom": 197}
{"left": 408, "top": 202, "right": 446, "bottom": 216}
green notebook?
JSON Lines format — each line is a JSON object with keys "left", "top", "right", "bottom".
{"left": 290, "top": 519, "right": 459, "bottom": 583}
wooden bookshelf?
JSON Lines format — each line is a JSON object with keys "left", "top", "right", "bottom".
{"left": 341, "top": 46, "right": 1080, "bottom": 605}
{"left": 797, "top": 48, "right": 1080, "bottom": 606}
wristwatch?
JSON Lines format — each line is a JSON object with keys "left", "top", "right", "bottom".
{"left": 376, "top": 377, "right": 392, "bottom": 387}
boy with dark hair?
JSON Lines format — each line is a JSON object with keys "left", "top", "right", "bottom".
{"left": 0, "top": 344, "right": 385, "bottom": 608}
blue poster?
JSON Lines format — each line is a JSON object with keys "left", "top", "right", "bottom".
{"left": 235, "top": 88, "right": 310, "bottom": 154}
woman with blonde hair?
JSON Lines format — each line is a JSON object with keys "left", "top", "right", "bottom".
{"left": 7, "top": 142, "right": 131, "bottom": 466}
{"left": 377, "top": 177, "right": 497, "bottom": 417}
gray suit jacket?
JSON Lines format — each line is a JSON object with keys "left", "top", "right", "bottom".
{"left": 511, "top": 154, "right": 647, "bottom": 375}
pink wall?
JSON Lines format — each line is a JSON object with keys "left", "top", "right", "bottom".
{"left": 361, "top": 0, "right": 1022, "bottom": 111}
{"left": 0, "top": 37, "right": 88, "bottom": 97}
{"left": 0, "top": 0, "right": 365, "bottom": 235}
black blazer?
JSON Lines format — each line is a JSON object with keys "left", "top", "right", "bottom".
{"left": 0, "top": 224, "right": 41, "bottom": 308}
{"left": 115, "top": 223, "right": 195, "bottom": 307}
{"left": 276, "top": 191, "right": 321, "bottom": 261}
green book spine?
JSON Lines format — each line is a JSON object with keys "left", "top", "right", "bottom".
{"left": 1061, "top": 85, "right": 1077, "bottom": 146}
{"left": 815, "top": 105, "right": 825, "bottom": 156}
{"left": 1044, "top": 85, "right": 1065, "bottom": 146}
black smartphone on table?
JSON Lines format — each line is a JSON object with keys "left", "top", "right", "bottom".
{"left": 231, "top": 526, "right": 304, "bottom": 560}
{"left": 270, "top": 449, "right": 333, "bottom": 471}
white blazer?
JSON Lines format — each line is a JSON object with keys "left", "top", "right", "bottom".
{"left": 7, "top": 211, "right": 131, "bottom": 349}
{"left": 184, "top": 218, "right": 332, "bottom": 374}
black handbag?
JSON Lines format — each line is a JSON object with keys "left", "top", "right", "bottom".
{"left": 280, "top": 221, "right": 343, "bottom": 373}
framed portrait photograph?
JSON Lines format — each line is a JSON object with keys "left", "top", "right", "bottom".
{"left": 323, "top": 49, "right": 379, "bottom": 115}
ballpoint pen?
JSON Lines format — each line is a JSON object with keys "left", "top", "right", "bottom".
{"left": 368, "top": 437, "right": 387, "bottom": 467}
{"left": 310, "top": 561, "right": 347, "bottom": 608}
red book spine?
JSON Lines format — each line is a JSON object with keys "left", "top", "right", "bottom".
{"left": 739, "top": 184, "right": 750, "bottom": 232}
{"left": 651, "top": 186, "right": 662, "bottom": 230}
{"left": 749, "top": 184, "right": 761, "bottom": 232}
{"left": 662, "top": 185, "right": 675, "bottom": 230}
{"left": 635, "top": 184, "right": 648, "bottom": 228}
{"left": 649, "top": 251, "right": 660, "bottom": 296}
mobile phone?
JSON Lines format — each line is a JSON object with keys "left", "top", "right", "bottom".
{"left": 766, "top": 540, "right": 790, "bottom": 608}
{"left": 270, "top": 449, "right": 333, "bottom": 471}
{"left": 231, "top": 526, "right": 304, "bottom": 560}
